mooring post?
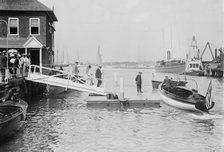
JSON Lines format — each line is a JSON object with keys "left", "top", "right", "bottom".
{"left": 119, "top": 77, "right": 124, "bottom": 100}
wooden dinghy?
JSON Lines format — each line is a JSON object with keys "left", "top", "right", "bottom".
{"left": 0, "top": 86, "right": 28, "bottom": 141}
{"left": 0, "top": 104, "right": 27, "bottom": 141}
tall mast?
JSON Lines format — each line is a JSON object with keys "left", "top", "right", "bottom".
{"left": 56, "top": 49, "right": 58, "bottom": 64}
{"left": 170, "top": 25, "right": 173, "bottom": 58}
{"left": 97, "top": 45, "right": 102, "bottom": 66}
{"left": 62, "top": 48, "right": 64, "bottom": 64}
{"left": 162, "top": 29, "right": 165, "bottom": 60}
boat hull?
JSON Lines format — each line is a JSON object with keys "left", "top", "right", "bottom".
{"left": 159, "top": 85, "right": 204, "bottom": 112}
{"left": 185, "top": 70, "right": 204, "bottom": 76}
{"left": 0, "top": 106, "right": 24, "bottom": 141}
{"left": 152, "top": 80, "right": 187, "bottom": 89}
{"left": 155, "top": 63, "right": 186, "bottom": 73}
{"left": 159, "top": 89, "right": 201, "bottom": 112}
{"left": 1, "top": 99, "right": 28, "bottom": 120}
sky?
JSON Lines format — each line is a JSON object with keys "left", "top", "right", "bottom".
{"left": 39, "top": 0, "right": 223, "bottom": 63}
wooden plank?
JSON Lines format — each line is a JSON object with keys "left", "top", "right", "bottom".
{"left": 86, "top": 95, "right": 161, "bottom": 108}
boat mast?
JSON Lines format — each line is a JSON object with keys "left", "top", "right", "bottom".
{"left": 170, "top": 25, "right": 173, "bottom": 59}
{"left": 62, "top": 48, "right": 64, "bottom": 64}
{"left": 162, "top": 29, "right": 165, "bottom": 60}
{"left": 56, "top": 49, "right": 58, "bottom": 64}
{"left": 97, "top": 45, "right": 102, "bottom": 66}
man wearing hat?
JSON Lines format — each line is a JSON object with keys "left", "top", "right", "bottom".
{"left": 74, "top": 61, "right": 79, "bottom": 75}
{"left": 135, "top": 72, "right": 143, "bottom": 94}
{"left": 95, "top": 65, "right": 102, "bottom": 87}
{"left": 0, "top": 51, "right": 7, "bottom": 82}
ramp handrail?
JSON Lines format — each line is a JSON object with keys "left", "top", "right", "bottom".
{"left": 27, "top": 65, "right": 106, "bottom": 95}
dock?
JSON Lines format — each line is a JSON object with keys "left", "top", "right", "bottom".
{"left": 86, "top": 95, "right": 161, "bottom": 109}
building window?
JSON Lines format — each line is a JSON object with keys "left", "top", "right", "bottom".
{"left": 30, "top": 18, "right": 40, "bottom": 35}
{"left": 8, "top": 18, "right": 19, "bottom": 35}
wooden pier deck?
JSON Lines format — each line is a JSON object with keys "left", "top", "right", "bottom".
{"left": 86, "top": 95, "right": 161, "bottom": 108}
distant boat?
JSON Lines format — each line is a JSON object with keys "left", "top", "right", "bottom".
{"left": 159, "top": 80, "right": 214, "bottom": 113}
{"left": 185, "top": 36, "right": 205, "bottom": 76}
{"left": 155, "top": 50, "right": 186, "bottom": 74}
{"left": 113, "top": 64, "right": 152, "bottom": 69}
{"left": 185, "top": 59, "right": 204, "bottom": 76}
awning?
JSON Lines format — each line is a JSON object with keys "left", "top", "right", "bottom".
{"left": 0, "top": 37, "right": 27, "bottom": 48}
{"left": 0, "top": 37, "right": 44, "bottom": 49}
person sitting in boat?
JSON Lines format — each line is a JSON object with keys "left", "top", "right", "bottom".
{"left": 0, "top": 86, "right": 19, "bottom": 103}
{"left": 163, "top": 76, "right": 171, "bottom": 88}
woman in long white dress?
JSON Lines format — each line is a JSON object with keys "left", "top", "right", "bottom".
{"left": 86, "top": 65, "right": 94, "bottom": 85}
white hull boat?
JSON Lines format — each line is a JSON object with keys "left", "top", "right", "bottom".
{"left": 159, "top": 81, "right": 214, "bottom": 113}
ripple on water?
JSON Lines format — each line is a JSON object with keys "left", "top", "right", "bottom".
{"left": 0, "top": 69, "right": 223, "bottom": 152}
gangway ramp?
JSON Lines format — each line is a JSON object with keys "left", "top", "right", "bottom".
{"left": 25, "top": 65, "right": 106, "bottom": 95}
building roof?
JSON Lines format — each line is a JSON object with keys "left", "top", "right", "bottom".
{"left": 0, "top": 37, "right": 44, "bottom": 48}
{"left": 0, "top": 0, "right": 57, "bottom": 21}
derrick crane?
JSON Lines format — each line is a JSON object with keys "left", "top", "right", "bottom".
{"left": 200, "top": 42, "right": 215, "bottom": 61}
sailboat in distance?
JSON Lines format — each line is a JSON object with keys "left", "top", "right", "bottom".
{"left": 97, "top": 45, "right": 103, "bottom": 66}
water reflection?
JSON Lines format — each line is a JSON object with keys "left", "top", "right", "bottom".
{"left": 193, "top": 119, "right": 215, "bottom": 135}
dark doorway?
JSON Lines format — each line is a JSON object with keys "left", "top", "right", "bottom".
{"left": 29, "top": 49, "right": 40, "bottom": 72}
{"left": 30, "top": 49, "right": 40, "bottom": 65}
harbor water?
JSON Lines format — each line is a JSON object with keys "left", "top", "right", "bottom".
{"left": 0, "top": 68, "right": 223, "bottom": 152}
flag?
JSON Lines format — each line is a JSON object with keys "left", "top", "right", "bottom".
{"left": 205, "top": 80, "right": 212, "bottom": 109}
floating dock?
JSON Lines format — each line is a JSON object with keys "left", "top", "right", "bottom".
{"left": 86, "top": 95, "right": 161, "bottom": 109}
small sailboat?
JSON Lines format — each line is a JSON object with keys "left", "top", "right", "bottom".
{"left": 159, "top": 80, "right": 215, "bottom": 113}
{"left": 97, "top": 45, "right": 103, "bottom": 66}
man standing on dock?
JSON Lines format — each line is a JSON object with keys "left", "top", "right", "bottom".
{"left": 0, "top": 51, "right": 7, "bottom": 82}
{"left": 95, "top": 66, "right": 102, "bottom": 87}
{"left": 135, "top": 72, "right": 143, "bottom": 95}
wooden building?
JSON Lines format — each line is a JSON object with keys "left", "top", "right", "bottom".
{"left": 0, "top": 0, "right": 57, "bottom": 69}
